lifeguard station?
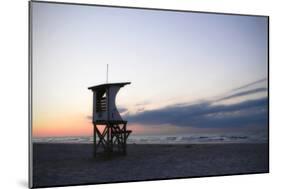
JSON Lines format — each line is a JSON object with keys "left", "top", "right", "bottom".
{"left": 88, "top": 82, "right": 131, "bottom": 157}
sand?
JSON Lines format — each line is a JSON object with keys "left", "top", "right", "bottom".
{"left": 32, "top": 143, "right": 268, "bottom": 188}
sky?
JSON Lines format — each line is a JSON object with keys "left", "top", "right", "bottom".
{"left": 31, "top": 2, "right": 268, "bottom": 138}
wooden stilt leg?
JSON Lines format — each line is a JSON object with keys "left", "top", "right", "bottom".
{"left": 123, "top": 122, "right": 127, "bottom": 155}
{"left": 93, "top": 121, "right": 131, "bottom": 157}
{"left": 106, "top": 123, "right": 110, "bottom": 156}
{"left": 93, "top": 123, "right": 97, "bottom": 157}
{"left": 110, "top": 124, "right": 113, "bottom": 154}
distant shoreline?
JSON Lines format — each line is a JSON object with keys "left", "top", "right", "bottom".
{"left": 32, "top": 141, "right": 268, "bottom": 144}
{"left": 32, "top": 133, "right": 268, "bottom": 144}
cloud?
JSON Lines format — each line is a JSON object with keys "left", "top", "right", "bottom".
{"left": 135, "top": 101, "right": 151, "bottom": 106}
{"left": 118, "top": 107, "right": 128, "bottom": 113}
{"left": 231, "top": 78, "right": 267, "bottom": 92}
{"left": 87, "top": 78, "right": 268, "bottom": 129}
{"left": 216, "top": 87, "right": 267, "bottom": 102}
{"left": 125, "top": 97, "right": 268, "bottom": 128}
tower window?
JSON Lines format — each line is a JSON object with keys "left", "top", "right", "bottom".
{"left": 96, "top": 89, "right": 107, "bottom": 112}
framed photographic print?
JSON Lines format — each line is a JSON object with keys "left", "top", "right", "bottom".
{"left": 29, "top": 0, "right": 269, "bottom": 188}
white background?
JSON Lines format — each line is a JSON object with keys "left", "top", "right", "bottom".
{"left": 0, "top": 0, "right": 279, "bottom": 188}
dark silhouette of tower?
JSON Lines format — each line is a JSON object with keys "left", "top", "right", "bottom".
{"left": 88, "top": 82, "right": 131, "bottom": 157}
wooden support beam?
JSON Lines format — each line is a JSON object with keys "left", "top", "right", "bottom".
{"left": 93, "top": 123, "right": 97, "bottom": 157}
{"left": 92, "top": 120, "right": 131, "bottom": 157}
{"left": 96, "top": 127, "right": 107, "bottom": 149}
{"left": 123, "top": 122, "right": 127, "bottom": 155}
{"left": 107, "top": 123, "right": 110, "bottom": 155}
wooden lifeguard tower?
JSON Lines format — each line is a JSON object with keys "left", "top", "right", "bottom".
{"left": 88, "top": 82, "right": 131, "bottom": 157}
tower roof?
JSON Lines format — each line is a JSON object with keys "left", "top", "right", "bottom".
{"left": 88, "top": 82, "right": 131, "bottom": 91}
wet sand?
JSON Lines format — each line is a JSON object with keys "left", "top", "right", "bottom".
{"left": 32, "top": 143, "right": 268, "bottom": 188}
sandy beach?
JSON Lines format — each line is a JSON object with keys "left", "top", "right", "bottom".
{"left": 33, "top": 143, "right": 268, "bottom": 188}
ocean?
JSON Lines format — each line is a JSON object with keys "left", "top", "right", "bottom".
{"left": 33, "top": 133, "right": 268, "bottom": 144}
